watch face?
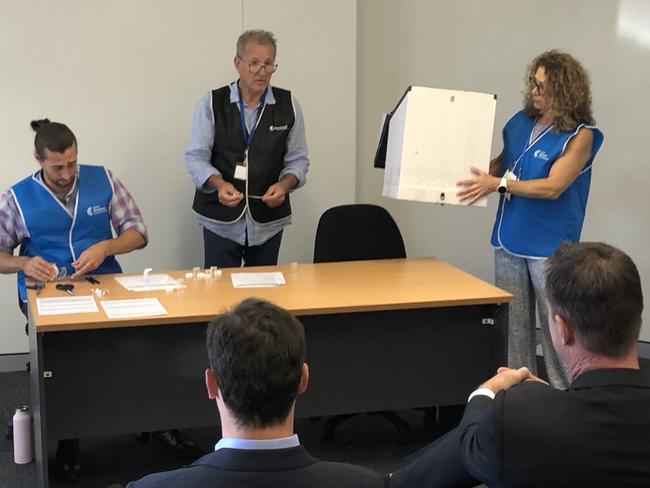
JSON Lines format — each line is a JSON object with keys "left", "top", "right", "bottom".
{"left": 498, "top": 186, "right": 507, "bottom": 194}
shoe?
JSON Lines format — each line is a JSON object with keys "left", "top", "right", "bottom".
{"left": 151, "top": 430, "right": 202, "bottom": 454}
{"left": 54, "top": 438, "right": 81, "bottom": 484}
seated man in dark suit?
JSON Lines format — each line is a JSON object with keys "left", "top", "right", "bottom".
{"left": 127, "top": 298, "right": 383, "bottom": 488}
{"left": 389, "top": 241, "right": 650, "bottom": 488}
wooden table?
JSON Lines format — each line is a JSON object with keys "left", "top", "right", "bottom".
{"left": 28, "top": 257, "right": 512, "bottom": 487}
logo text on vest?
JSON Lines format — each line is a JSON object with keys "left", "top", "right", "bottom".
{"left": 269, "top": 125, "right": 288, "bottom": 132}
{"left": 87, "top": 205, "right": 108, "bottom": 217}
{"left": 533, "top": 149, "right": 550, "bottom": 161}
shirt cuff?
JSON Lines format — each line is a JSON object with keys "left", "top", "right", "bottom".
{"left": 279, "top": 169, "right": 304, "bottom": 191}
{"left": 195, "top": 166, "right": 220, "bottom": 193}
{"left": 467, "top": 388, "right": 496, "bottom": 403}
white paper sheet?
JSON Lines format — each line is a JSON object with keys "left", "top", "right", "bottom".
{"left": 114, "top": 274, "right": 182, "bottom": 292}
{"left": 36, "top": 296, "right": 99, "bottom": 316}
{"left": 231, "top": 272, "right": 286, "bottom": 288}
{"left": 100, "top": 298, "right": 168, "bottom": 319}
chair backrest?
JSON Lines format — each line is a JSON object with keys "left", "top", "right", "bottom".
{"left": 313, "top": 204, "right": 406, "bottom": 263}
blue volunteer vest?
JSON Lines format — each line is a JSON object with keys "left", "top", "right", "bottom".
{"left": 12, "top": 164, "right": 122, "bottom": 302}
{"left": 490, "top": 110, "right": 604, "bottom": 257}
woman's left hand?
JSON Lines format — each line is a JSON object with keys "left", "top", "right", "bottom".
{"left": 457, "top": 166, "right": 499, "bottom": 205}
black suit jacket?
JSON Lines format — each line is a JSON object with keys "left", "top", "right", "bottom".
{"left": 390, "top": 368, "right": 650, "bottom": 488}
{"left": 127, "top": 445, "right": 384, "bottom": 488}
{"left": 463, "top": 368, "right": 650, "bottom": 487}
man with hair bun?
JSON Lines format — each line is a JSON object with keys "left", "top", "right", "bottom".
{"left": 185, "top": 29, "right": 309, "bottom": 269}
{"left": 0, "top": 119, "right": 149, "bottom": 483}
{"left": 0, "top": 119, "right": 148, "bottom": 300}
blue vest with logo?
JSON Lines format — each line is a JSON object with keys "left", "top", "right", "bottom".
{"left": 490, "top": 110, "right": 604, "bottom": 257}
{"left": 12, "top": 164, "right": 122, "bottom": 302}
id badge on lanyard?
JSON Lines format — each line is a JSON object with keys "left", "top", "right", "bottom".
{"left": 235, "top": 87, "right": 267, "bottom": 181}
{"left": 510, "top": 123, "right": 553, "bottom": 178}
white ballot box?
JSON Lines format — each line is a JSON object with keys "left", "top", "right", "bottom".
{"left": 376, "top": 86, "right": 497, "bottom": 207}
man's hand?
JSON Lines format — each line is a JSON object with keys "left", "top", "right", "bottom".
{"left": 457, "top": 166, "right": 500, "bottom": 205}
{"left": 261, "top": 183, "right": 288, "bottom": 208}
{"left": 480, "top": 366, "right": 549, "bottom": 395}
{"left": 21, "top": 256, "right": 58, "bottom": 282}
{"left": 208, "top": 175, "right": 243, "bottom": 208}
{"left": 262, "top": 175, "right": 297, "bottom": 208}
{"left": 71, "top": 241, "right": 110, "bottom": 279}
{"left": 216, "top": 181, "right": 244, "bottom": 207}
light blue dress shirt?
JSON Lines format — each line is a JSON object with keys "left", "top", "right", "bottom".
{"left": 214, "top": 434, "right": 300, "bottom": 451}
{"left": 185, "top": 82, "right": 309, "bottom": 246}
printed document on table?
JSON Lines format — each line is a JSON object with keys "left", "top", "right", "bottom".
{"left": 101, "top": 298, "right": 168, "bottom": 319}
{"left": 114, "top": 274, "right": 182, "bottom": 292}
{"left": 231, "top": 272, "right": 286, "bottom": 288}
{"left": 37, "top": 296, "right": 99, "bottom": 316}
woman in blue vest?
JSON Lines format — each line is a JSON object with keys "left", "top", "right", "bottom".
{"left": 457, "top": 51, "right": 604, "bottom": 388}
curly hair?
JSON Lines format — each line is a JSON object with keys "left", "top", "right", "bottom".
{"left": 524, "top": 50, "right": 594, "bottom": 131}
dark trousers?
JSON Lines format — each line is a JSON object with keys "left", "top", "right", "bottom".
{"left": 203, "top": 228, "right": 283, "bottom": 268}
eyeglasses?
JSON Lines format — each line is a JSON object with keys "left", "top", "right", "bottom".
{"left": 247, "top": 62, "right": 278, "bottom": 74}
{"left": 529, "top": 77, "right": 546, "bottom": 95}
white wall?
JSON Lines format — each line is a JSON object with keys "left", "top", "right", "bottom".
{"left": 3, "top": 0, "right": 648, "bottom": 355}
{"left": 357, "top": 0, "right": 650, "bottom": 341}
{"left": 0, "top": 0, "right": 356, "bottom": 355}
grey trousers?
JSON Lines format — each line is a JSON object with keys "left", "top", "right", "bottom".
{"left": 495, "top": 248, "right": 569, "bottom": 389}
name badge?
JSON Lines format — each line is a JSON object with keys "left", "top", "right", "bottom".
{"left": 234, "top": 164, "right": 248, "bottom": 181}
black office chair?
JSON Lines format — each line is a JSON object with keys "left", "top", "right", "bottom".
{"left": 314, "top": 204, "right": 406, "bottom": 263}
{"left": 313, "top": 204, "right": 410, "bottom": 444}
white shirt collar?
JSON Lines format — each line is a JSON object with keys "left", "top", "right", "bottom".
{"left": 214, "top": 434, "right": 299, "bottom": 452}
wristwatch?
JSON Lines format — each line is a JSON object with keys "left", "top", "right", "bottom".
{"left": 498, "top": 170, "right": 517, "bottom": 195}
{"left": 497, "top": 175, "right": 509, "bottom": 194}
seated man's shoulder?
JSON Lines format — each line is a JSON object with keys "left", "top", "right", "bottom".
{"left": 126, "top": 464, "right": 203, "bottom": 488}
{"left": 308, "top": 460, "right": 384, "bottom": 487}
{"left": 504, "top": 380, "right": 559, "bottom": 403}
{"left": 127, "top": 456, "right": 383, "bottom": 488}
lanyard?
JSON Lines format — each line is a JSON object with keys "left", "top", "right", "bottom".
{"left": 238, "top": 86, "right": 267, "bottom": 150}
{"left": 511, "top": 122, "right": 552, "bottom": 177}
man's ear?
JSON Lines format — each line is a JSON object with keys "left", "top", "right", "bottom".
{"left": 205, "top": 368, "right": 220, "bottom": 400}
{"left": 297, "top": 363, "right": 309, "bottom": 395}
{"left": 34, "top": 151, "right": 42, "bottom": 163}
{"left": 555, "top": 313, "right": 575, "bottom": 346}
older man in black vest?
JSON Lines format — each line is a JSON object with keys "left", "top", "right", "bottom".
{"left": 185, "top": 29, "right": 309, "bottom": 268}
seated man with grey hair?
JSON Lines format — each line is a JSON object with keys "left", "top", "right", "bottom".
{"left": 389, "top": 241, "right": 650, "bottom": 487}
{"left": 127, "top": 298, "right": 383, "bottom": 487}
